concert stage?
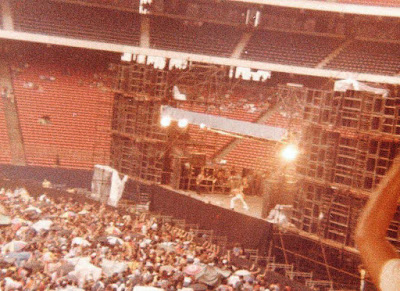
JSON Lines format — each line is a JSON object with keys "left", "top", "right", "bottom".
{"left": 165, "top": 187, "right": 265, "bottom": 218}
{"left": 125, "top": 180, "right": 273, "bottom": 253}
{"left": 0, "top": 165, "right": 366, "bottom": 288}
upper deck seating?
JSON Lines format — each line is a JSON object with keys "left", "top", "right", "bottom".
{"left": 12, "top": 0, "right": 141, "bottom": 46}
{"left": 325, "top": 40, "right": 400, "bottom": 75}
{"left": 332, "top": 0, "right": 400, "bottom": 6}
{"left": 150, "top": 16, "right": 243, "bottom": 57}
{"left": 242, "top": 30, "right": 343, "bottom": 67}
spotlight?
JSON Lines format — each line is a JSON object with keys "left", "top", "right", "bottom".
{"left": 160, "top": 116, "right": 171, "bottom": 127}
{"left": 200, "top": 123, "right": 206, "bottom": 129}
{"left": 178, "top": 119, "right": 188, "bottom": 128}
{"left": 281, "top": 144, "right": 298, "bottom": 162}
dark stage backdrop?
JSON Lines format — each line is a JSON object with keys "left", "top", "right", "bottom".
{"left": 149, "top": 184, "right": 272, "bottom": 253}
{"left": 110, "top": 177, "right": 272, "bottom": 252}
{"left": 0, "top": 164, "right": 93, "bottom": 189}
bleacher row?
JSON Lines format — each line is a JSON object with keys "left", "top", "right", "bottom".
{"left": 326, "top": 40, "right": 400, "bottom": 75}
{"left": 0, "top": 4, "right": 3, "bottom": 30}
{"left": 186, "top": 125, "right": 233, "bottom": 159}
{"left": 224, "top": 140, "right": 279, "bottom": 172}
{"left": 224, "top": 109, "right": 303, "bottom": 172}
{"left": 53, "top": 0, "right": 400, "bottom": 8}
{"left": 81, "top": 0, "right": 140, "bottom": 10}
{"left": 12, "top": 0, "right": 141, "bottom": 46}
{"left": 242, "top": 31, "right": 345, "bottom": 68}
{"left": 150, "top": 16, "right": 243, "bottom": 58}
{"left": 0, "top": 101, "right": 11, "bottom": 165}
{"left": 333, "top": 0, "right": 400, "bottom": 6}
{"left": 9, "top": 0, "right": 400, "bottom": 75}
{"left": 178, "top": 101, "right": 263, "bottom": 160}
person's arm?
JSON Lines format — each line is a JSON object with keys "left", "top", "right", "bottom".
{"left": 355, "top": 156, "right": 400, "bottom": 287}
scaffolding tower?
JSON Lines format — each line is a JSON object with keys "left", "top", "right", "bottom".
{"left": 109, "top": 63, "right": 169, "bottom": 183}
{"left": 272, "top": 86, "right": 400, "bottom": 289}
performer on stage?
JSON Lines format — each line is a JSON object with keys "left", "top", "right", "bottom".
{"left": 230, "top": 175, "right": 249, "bottom": 211}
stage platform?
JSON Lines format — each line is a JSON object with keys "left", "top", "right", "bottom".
{"left": 143, "top": 184, "right": 272, "bottom": 252}
{"left": 154, "top": 185, "right": 359, "bottom": 256}
{"left": 165, "top": 186, "right": 265, "bottom": 219}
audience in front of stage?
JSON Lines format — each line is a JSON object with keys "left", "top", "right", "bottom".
{"left": 0, "top": 185, "right": 302, "bottom": 290}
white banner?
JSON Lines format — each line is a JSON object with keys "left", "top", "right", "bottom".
{"left": 161, "top": 106, "right": 287, "bottom": 141}
{"left": 91, "top": 165, "right": 128, "bottom": 207}
{"left": 334, "top": 79, "right": 389, "bottom": 97}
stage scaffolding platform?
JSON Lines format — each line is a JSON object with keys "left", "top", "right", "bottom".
{"left": 0, "top": 167, "right": 372, "bottom": 289}
{"left": 106, "top": 62, "right": 399, "bottom": 289}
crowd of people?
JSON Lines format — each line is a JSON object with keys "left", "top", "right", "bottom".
{"left": 0, "top": 185, "right": 302, "bottom": 291}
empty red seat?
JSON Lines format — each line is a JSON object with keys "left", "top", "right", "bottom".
{"left": 0, "top": 101, "right": 12, "bottom": 164}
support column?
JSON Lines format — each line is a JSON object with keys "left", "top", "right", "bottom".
{"left": 1, "top": 0, "right": 14, "bottom": 31}
{"left": 0, "top": 59, "right": 26, "bottom": 166}
{"left": 2, "top": 98, "right": 26, "bottom": 166}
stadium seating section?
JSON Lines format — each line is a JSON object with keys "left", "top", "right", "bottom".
{"left": 355, "top": 19, "right": 399, "bottom": 41}
{"left": 242, "top": 30, "right": 344, "bottom": 67}
{"left": 325, "top": 40, "right": 400, "bottom": 75}
{"left": 224, "top": 110, "right": 303, "bottom": 172}
{"left": 150, "top": 16, "right": 242, "bottom": 57}
{"left": 12, "top": 0, "right": 141, "bottom": 46}
{"left": 0, "top": 5, "right": 3, "bottom": 30}
{"left": 185, "top": 124, "right": 233, "bottom": 159}
{"left": 2, "top": 1, "right": 399, "bottom": 172}
{"left": 7, "top": 1, "right": 400, "bottom": 76}
{"left": 81, "top": 0, "right": 140, "bottom": 9}
{"left": 9, "top": 49, "right": 114, "bottom": 169}
{"left": 224, "top": 109, "right": 302, "bottom": 171}
{"left": 335, "top": 0, "right": 400, "bottom": 6}
{"left": 177, "top": 99, "right": 269, "bottom": 159}
{"left": 224, "top": 139, "right": 279, "bottom": 171}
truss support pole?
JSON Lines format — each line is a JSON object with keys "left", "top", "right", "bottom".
{"left": 320, "top": 242, "right": 332, "bottom": 283}
{"left": 278, "top": 227, "right": 289, "bottom": 265}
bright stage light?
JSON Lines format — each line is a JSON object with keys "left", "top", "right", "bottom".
{"left": 281, "top": 144, "right": 299, "bottom": 162}
{"left": 200, "top": 123, "right": 206, "bottom": 129}
{"left": 160, "top": 116, "right": 171, "bottom": 127}
{"left": 178, "top": 118, "right": 188, "bottom": 128}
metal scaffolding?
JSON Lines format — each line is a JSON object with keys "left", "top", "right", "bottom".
{"left": 109, "top": 63, "right": 169, "bottom": 183}
{"left": 272, "top": 85, "right": 400, "bottom": 289}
